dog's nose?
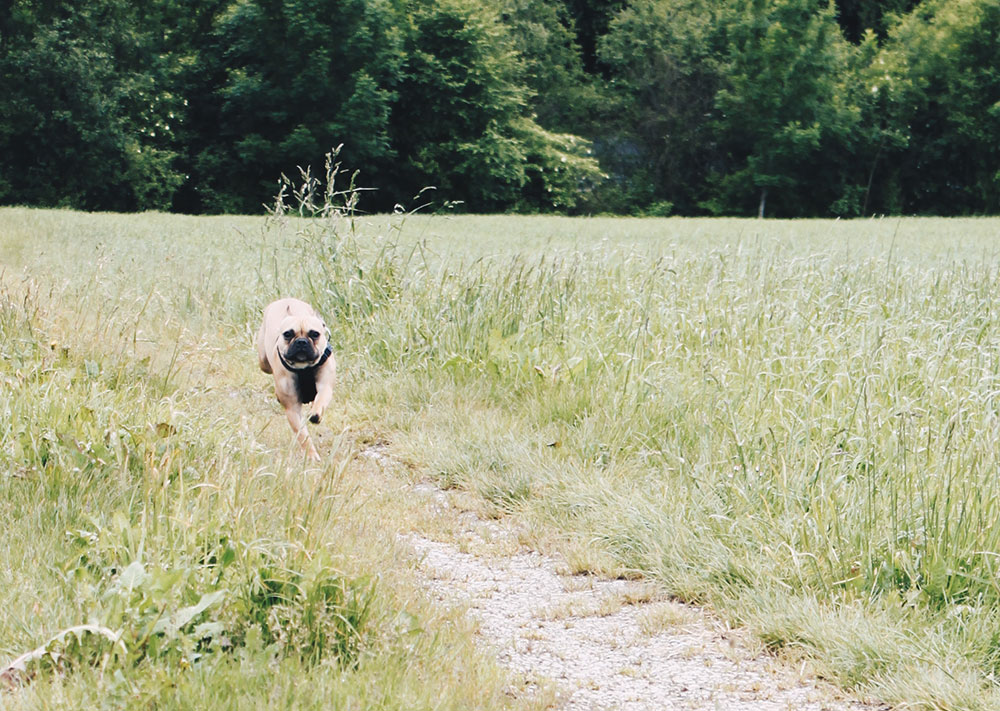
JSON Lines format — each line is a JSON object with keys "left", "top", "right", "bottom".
{"left": 288, "top": 337, "right": 314, "bottom": 361}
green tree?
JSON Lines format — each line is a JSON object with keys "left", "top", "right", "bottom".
{"left": 387, "top": 0, "right": 601, "bottom": 211}
{"left": 185, "top": 0, "right": 600, "bottom": 213}
{"left": 563, "top": 0, "right": 626, "bottom": 72}
{"left": 144, "top": 0, "right": 230, "bottom": 213}
{"left": 385, "top": 0, "right": 527, "bottom": 209}
{"left": 499, "top": 0, "right": 598, "bottom": 133}
{"left": 832, "top": 0, "right": 919, "bottom": 42}
{"left": 188, "top": 0, "right": 404, "bottom": 214}
{"left": 598, "top": 0, "right": 725, "bottom": 214}
{"left": 0, "top": 0, "right": 182, "bottom": 210}
{"left": 874, "top": 0, "right": 1000, "bottom": 214}
{"left": 834, "top": 29, "right": 909, "bottom": 215}
{"left": 710, "top": 0, "right": 860, "bottom": 217}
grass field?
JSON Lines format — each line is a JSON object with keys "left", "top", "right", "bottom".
{"left": 4, "top": 199, "right": 1000, "bottom": 709}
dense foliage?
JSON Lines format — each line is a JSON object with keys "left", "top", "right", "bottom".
{"left": 0, "top": 0, "right": 997, "bottom": 216}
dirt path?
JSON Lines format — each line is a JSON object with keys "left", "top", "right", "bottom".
{"left": 393, "top": 477, "right": 887, "bottom": 711}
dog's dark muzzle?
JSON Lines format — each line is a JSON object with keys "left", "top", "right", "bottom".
{"left": 285, "top": 338, "right": 317, "bottom": 364}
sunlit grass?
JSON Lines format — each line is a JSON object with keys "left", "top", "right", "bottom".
{"left": 5, "top": 201, "right": 1000, "bottom": 708}
{"left": 0, "top": 209, "right": 538, "bottom": 710}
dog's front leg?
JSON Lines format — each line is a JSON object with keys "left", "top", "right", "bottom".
{"left": 307, "top": 366, "right": 336, "bottom": 424}
{"left": 284, "top": 402, "right": 320, "bottom": 461}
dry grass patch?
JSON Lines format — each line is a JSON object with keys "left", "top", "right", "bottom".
{"left": 637, "top": 601, "right": 702, "bottom": 635}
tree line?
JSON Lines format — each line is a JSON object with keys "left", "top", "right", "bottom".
{"left": 1, "top": 0, "right": 997, "bottom": 217}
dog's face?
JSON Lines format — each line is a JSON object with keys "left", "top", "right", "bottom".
{"left": 276, "top": 314, "right": 329, "bottom": 369}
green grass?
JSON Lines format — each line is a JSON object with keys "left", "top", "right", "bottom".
{"left": 0, "top": 208, "right": 539, "bottom": 710}
{"left": 5, "top": 201, "right": 1000, "bottom": 708}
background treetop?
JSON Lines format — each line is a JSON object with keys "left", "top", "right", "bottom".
{"left": 1, "top": 0, "right": 995, "bottom": 217}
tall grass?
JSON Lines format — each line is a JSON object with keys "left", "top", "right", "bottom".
{"left": 0, "top": 213, "right": 537, "bottom": 710}
{"left": 5, "top": 189, "right": 1000, "bottom": 708}
{"left": 257, "top": 170, "right": 1000, "bottom": 709}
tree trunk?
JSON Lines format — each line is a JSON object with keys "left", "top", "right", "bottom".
{"left": 757, "top": 187, "right": 768, "bottom": 219}
{"left": 862, "top": 144, "right": 882, "bottom": 216}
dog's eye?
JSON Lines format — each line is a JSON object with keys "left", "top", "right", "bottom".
{"left": 282, "top": 330, "right": 295, "bottom": 340}
{"left": 307, "top": 330, "right": 320, "bottom": 340}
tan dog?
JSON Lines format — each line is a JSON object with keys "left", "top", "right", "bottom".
{"left": 256, "top": 298, "right": 335, "bottom": 460}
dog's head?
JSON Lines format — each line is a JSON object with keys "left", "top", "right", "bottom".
{"left": 276, "top": 312, "right": 329, "bottom": 369}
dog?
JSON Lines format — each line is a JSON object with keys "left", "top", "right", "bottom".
{"left": 256, "top": 298, "right": 335, "bottom": 460}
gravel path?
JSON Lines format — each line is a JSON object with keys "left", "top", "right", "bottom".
{"left": 399, "top": 483, "right": 886, "bottom": 711}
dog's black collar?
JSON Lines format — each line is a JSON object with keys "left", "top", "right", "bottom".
{"left": 278, "top": 343, "right": 332, "bottom": 373}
